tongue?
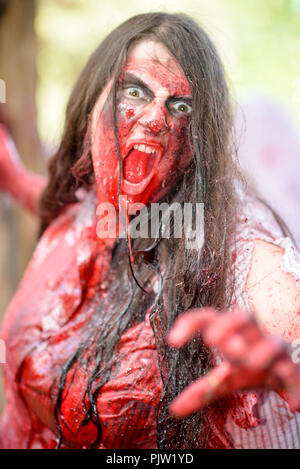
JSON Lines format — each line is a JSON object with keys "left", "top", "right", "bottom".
{"left": 123, "top": 149, "right": 156, "bottom": 184}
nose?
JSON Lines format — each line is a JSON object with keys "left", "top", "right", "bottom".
{"left": 138, "top": 100, "right": 169, "bottom": 136}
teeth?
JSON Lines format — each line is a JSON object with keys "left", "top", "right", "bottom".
{"left": 133, "top": 144, "right": 156, "bottom": 154}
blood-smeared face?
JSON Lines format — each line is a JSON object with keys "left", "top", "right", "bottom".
{"left": 91, "top": 40, "right": 193, "bottom": 211}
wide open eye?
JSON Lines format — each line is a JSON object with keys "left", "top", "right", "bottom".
{"left": 124, "top": 86, "right": 146, "bottom": 99}
{"left": 169, "top": 100, "right": 192, "bottom": 116}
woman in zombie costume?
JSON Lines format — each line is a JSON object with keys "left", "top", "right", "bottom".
{"left": 0, "top": 13, "right": 300, "bottom": 449}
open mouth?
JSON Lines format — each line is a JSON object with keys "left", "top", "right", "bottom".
{"left": 122, "top": 143, "right": 163, "bottom": 195}
{"left": 123, "top": 144, "right": 157, "bottom": 183}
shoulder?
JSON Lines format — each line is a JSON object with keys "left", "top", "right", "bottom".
{"left": 232, "top": 187, "right": 300, "bottom": 340}
{"left": 31, "top": 190, "right": 97, "bottom": 270}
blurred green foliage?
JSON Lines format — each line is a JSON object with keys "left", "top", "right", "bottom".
{"left": 36, "top": 0, "right": 300, "bottom": 151}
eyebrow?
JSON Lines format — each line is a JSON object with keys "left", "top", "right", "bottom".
{"left": 121, "top": 73, "right": 154, "bottom": 99}
{"left": 120, "top": 72, "right": 192, "bottom": 103}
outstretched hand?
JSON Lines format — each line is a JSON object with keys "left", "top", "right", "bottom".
{"left": 168, "top": 307, "right": 300, "bottom": 417}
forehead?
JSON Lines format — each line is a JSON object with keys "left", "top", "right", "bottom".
{"left": 123, "top": 40, "right": 191, "bottom": 97}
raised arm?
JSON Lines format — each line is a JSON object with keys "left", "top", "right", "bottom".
{"left": 0, "top": 124, "right": 47, "bottom": 215}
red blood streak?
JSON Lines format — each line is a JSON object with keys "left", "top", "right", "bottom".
{"left": 91, "top": 41, "right": 192, "bottom": 211}
{"left": 125, "top": 108, "right": 135, "bottom": 119}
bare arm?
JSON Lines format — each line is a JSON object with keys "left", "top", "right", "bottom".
{"left": 167, "top": 239, "right": 300, "bottom": 417}
{"left": 246, "top": 239, "right": 300, "bottom": 341}
{"left": 0, "top": 124, "right": 47, "bottom": 215}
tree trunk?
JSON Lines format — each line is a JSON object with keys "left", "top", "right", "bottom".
{"left": 0, "top": 0, "right": 42, "bottom": 415}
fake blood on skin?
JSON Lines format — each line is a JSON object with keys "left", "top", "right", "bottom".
{"left": 0, "top": 41, "right": 195, "bottom": 449}
{"left": 125, "top": 108, "right": 135, "bottom": 119}
{"left": 91, "top": 43, "right": 193, "bottom": 213}
{"left": 1, "top": 40, "right": 300, "bottom": 450}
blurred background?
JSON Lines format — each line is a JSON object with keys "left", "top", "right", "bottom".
{"left": 0, "top": 0, "right": 299, "bottom": 415}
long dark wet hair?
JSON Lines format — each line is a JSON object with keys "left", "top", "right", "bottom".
{"left": 39, "top": 12, "right": 243, "bottom": 449}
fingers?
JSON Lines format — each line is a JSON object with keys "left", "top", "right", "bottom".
{"left": 167, "top": 308, "right": 216, "bottom": 347}
{"left": 202, "top": 310, "right": 255, "bottom": 360}
{"left": 168, "top": 307, "right": 300, "bottom": 417}
{"left": 271, "top": 358, "right": 300, "bottom": 411}
{"left": 169, "top": 362, "right": 231, "bottom": 417}
{"left": 220, "top": 334, "right": 248, "bottom": 359}
{"left": 202, "top": 309, "right": 249, "bottom": 344}
{"left": 245, "top": 336, "right": 284, "bottom": 369}
{"left": 168, "top": 307, "right": 255, "bottom": 361}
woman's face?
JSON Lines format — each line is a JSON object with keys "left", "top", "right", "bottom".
{"left": 91, "top": 40, "right": 193, "bottom": 211}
